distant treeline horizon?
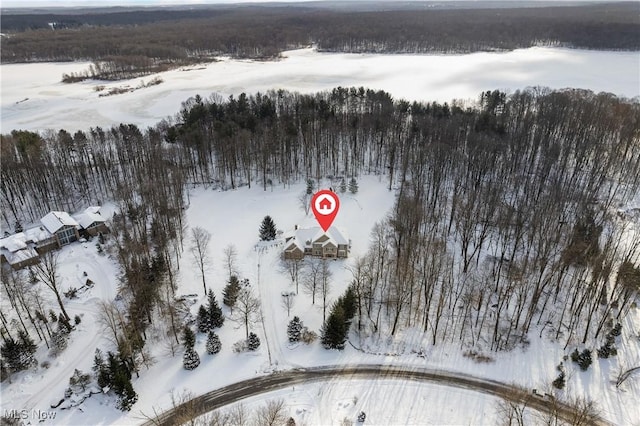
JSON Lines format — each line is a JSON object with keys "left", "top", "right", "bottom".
{"left": 1, "top": 2, "right": 638, "bottom": 65}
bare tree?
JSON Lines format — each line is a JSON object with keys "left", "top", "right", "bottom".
{"left": 298, "top": 192, "right": 311, "bottom": 216}
{"left": 494, "top": 391, "right": 530, "bottom": 426}
{"left": 281, "top": 257, "right": 304, "bottom": 295}
{"left": 227, "top": 404, "right": 249, "bottom": 426}
{"left": 189, "top": 227, "right": 211, "bottom": 295}
{"left": 303, "top": 258, "right": 322, "bottom": 305}
{"left": 281, "top": 293, "right": 295, "bottom": 317}
{"left": 233, "top": 286, "right": 261, "bottom": 339}
{"left": 170, "top": 388, "right": 202, "bottom": 426}
{"left": 254, "top": 399, "right": 287, "bottom": 426}
{"left": 566, "top": 397, "right": 602, "bottom": 426}
{"left": 223, "top": 244, "right": 238, "bottom": 281}
{"left": 32, "top": 251, "right": 70, "bottom": 321}
{"left": 320, "top": 259, "right": 332, "bottom": 323}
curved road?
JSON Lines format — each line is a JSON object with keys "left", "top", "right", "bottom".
{"left": 141, "top": 364, "right": 609, "bottom": 426}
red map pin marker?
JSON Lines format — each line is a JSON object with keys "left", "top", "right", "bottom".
{"left": 311, "top": 190, "right": 340, "bottom": 232}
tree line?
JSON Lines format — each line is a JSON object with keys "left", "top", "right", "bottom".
{"left": 2, "top": 3, "right": 638, "bottom": 65}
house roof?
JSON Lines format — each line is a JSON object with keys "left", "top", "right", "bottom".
{"left": 285, "top": 239, "right": 304, "bottom": 253}
{"left": 0, "top": 232, "right": 27, "bottom": 252}
{"left": 284, "top": 226, "right": 350, "bottom": 251}
{"left": 23, "top": 226, "right": 53, "bottom": 243}
{"left": 1, "top": 246, "right": 39, "bottom": 266}
{"left": 74, "top": 207, "right": 106, "bottom": 229}
{"left": 41, "top": 211, "right": 79, "bottom": 233}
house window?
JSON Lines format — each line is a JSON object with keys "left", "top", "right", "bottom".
{"left": 57, "top": 227, "right": 77, "bottom": 245}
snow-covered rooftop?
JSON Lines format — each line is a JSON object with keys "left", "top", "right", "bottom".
{"left": 0, "top": 232, "right": 27, "bottom": 252}
{"left": 41, "top": 211, "right": 79, "bottom": 233}
{"left": 74, "top": 206, "right": 106, "bottom": 229}
{"left": 23, "top": 226, "right": 53, "bottom": 243}
{"left": 288, "top": 226, "right": 349, "bottom": 249}
{"left": 1, "top": 246, "right": 39, "bottom": 266}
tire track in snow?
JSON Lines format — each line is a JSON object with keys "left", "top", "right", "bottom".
{"left": 141, "top": 365, "right": 613, "bottom": 426}
{"left": 22, "top": 250, "right": 116, "bottom": 411}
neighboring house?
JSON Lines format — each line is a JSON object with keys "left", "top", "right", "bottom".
{"left": 24, "top": 226, "right": 57, "bottom": 253}
{"left": 74, "top": 206, "right": 109, "bottom": 237}
{"left": 0, "top": 234, "right": 40, "bottom": 270}
{"left": 41, "top": 211, "right": 80, "bottom": 246}
{"left": 1, "top": 206, "right": 109, "bottom": 271}
{"left": 283, "top": 226, "right": 350, "bottom": 260}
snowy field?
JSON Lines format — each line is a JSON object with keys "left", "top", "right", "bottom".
{"left": 2, "top": 177, "right": 639, "bottom": 425}
{"left": 2, "top": 47, "right": 640, "bottom": 425}
{"left": 2, "top": 47, "right": 639, "bottom": 133}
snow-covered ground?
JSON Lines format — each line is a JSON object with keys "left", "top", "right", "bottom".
{"left": 2, "top": 47, "right": 639, "bottom": 133}
{"left": 2, "top": 47, "right": 639, "bottom": 425}
{"left": 3, "top": 176, "right": 638, "bottom": 425}
{"left": 202, "top": 379, "right": 506, "bottom": 425}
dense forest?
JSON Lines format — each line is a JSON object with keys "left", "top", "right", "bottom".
{"left": 2, "top": 2, "right": 638, "bottom": 67}
{"left": 2, "top": 87, "right": 639, "bottom": 366}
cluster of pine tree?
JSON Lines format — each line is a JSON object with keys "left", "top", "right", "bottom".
{"left": 182, "top": 327, "right": 200, "bottom": 370}
{"left": 197, "top": 290, "right": 225, "bottom": 333}
{"left": 321, "top": 285, "right": 357, "bottom": 350}
{"left": 0, "top": 331, "right": 37, "bottom": 373}
{"left": 93, "top": 349, "right": 138, "bottom": 411}
{"left": 570, "top": 349, "right": 593, "bottom": 371}
{"left": 597, "top": 323, "right": 622, "bottom": 359}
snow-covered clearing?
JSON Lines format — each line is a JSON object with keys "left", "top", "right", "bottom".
{"left": 2, "top": 47, "right": 639, "bottom": 133}
{"left": 2, "top": 176, "right": 637, "bottom": 425}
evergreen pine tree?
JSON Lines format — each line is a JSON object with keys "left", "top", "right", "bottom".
{"left": 93, "top": 349, "right": 110, "bottom": 390}
{"left": 1, "top": 360, "right": 9, "bottom": 382}
{"left": 116, "top": 379, "right": 138, "bottom": 411}
{"left": 206, "top": 331, "right": 221, "bottom": 355}
{"left": 348, "top": 177, "right": 358, "bottom": 194}
{"left": 49, "top": 329, "right": 69, "bottom": 356}
{"left": 342, "top": 284, "right": 357, "bottom": 321}
{"left": 306, "top": 179, "right": 315, "bottom": 195}
{"left": 207, "top": 290, "right": 225, "bottom": 328}
{"left": 2, "top": 331, "right": 37, "bottom": 372}
{"left": 321, "top": 303, "right": 348, "bottom": 350}
{"left": 259, "top": 215, "right": 277, "bottom": 241}
{"left": 552, "top": 372, "right": 566, "bottom": 389}
{"left": 247, "top": 332, "right": 261, "bottom": 350}
{"left": 196, "top": 305, "right": 211, "bottom": 333}
{"left": 223, "top": 275, "right": 241, "bottom": 311}
{"left": 14, "top": 220, "right": 23, "bottom": 233}
{"left": 287, "top": 316, "right": 303, "bottom": 343}
{"left": 339, "top": 178, "right": 346, "bottom": 193}
{"left": 106, "top": 350, "right": 137, "bottom": 411}
{"left": 611, "top": 323, "right": 622, "bottom": 336}
{"left": 571, "top": 349, "right": 593, "bottom": 371}
{"left": 183, "top": 348, "right": 201, "bottom": 370}
{"left": 357, "top": 411, "right": 366, "bottom": 423}
{"left": 182, "top": 326, "right": 196, "bottom": 349}
{"left": 58, "top": 313, "right": 72, "bottom": 332}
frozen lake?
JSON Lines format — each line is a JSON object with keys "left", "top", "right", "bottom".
{"left": 1, "top": 47, "right": 639, "bottom": 132}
